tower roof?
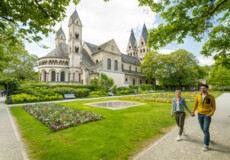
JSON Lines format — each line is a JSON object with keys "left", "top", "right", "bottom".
{"left": 129, "top": 29, "right": 136, "bottom": 48}
{"left": 141, "top": 24, "right": 148, "bottom": 44}
{"left": 55, "top": 27, "right": 66, "bottom": 39}
{"left": 70, "top": 10, "right": 82, "bottom": 25}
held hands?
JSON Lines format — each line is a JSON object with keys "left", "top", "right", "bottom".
{"left": 190, "top": 113, "right": 195, "bottom": 117}
{"left": 207, "top": 114, "right": 211, "bottom": 117}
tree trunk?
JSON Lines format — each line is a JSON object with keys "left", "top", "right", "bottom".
{"left": 178, "top": 76, "right": 182, "bottom": 90}
{"left": 153, "top": 78, "right": 156, "bottom": 90}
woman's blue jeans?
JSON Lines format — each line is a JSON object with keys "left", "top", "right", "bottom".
{"left": 198, "top": 114, "right": 212, "bottom": 145}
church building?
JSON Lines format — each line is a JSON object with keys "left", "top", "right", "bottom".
{"left": 38, "top": 10, "right": 151, "bottom": 87}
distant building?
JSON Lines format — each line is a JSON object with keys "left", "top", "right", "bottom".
{"left": 38, "top": 10, "right": 151, "bottom": 87}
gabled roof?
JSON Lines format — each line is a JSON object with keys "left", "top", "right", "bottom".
{"left": 70, "top": 10, "right": 82, "bottom": 25}
{"left": 121, "top": 53, "right": 141, "bottom": 66}
{"left": 141, "top": 24, "right": 148, "bottom": 44}
{"left": 81, "top": 49, "right": 95, "bottom": 69}
{"left": 129, "top": 29, "right": 136, "bottom": 48}
{"left": 92, "top": 39, "right": 113, "bottom": 54}
{"left": 96, "top": 40, "right": 112, "bottom": 51}
{"left": 85, "top": 42, "right": 97, "bottom": 53}
{"left": 55, "top": 27, "right": 66, "bottom": 39}
{"left": 39, "top": 42, "right": 69, "bottom": 59}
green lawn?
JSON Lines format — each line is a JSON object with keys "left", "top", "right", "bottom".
{"left": 10, "top": 92, "right": 221, "bottom": 160}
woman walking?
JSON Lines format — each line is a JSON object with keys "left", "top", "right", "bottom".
{"left": 171, "top": 90, "right": 192, "bottom": 141}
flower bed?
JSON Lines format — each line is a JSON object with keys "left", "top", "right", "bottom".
{"left": 23, "top": 103, "right": 105, "bottom": 132}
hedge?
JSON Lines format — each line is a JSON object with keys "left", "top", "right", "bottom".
{"left": 10, "top": 93, "right": 63, "bottom": 104}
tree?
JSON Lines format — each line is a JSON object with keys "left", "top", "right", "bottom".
{"left": 99, "top": 73, "right": 114, "bottom": 92}
{"left": 140, "top": 51, "right": 165, "bottom": 90}
{"left": 0, "top": 0, "right": 83, "bottom": 45}
{"left": 5, "top": 51, "right": 39, "bottom": 81}
{"left": 138, "top": 0, "right": 230, "bottom": 68}
{"left": 208, "top": 63, "right": 230, "bottom": 91}
{"left": 0, "top": 23, "right": 26, "bottom": 72}
{"left": 0, "top": 78, "right": 20, "bottom": 96}
{"left": 158, "top": 49, "right": 205, "bottom": 89}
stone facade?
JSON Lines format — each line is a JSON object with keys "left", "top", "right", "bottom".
{"left": 38, "top": 10, "right": 151, "bottom": 87}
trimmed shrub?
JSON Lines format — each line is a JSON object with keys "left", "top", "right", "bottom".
{"left": 89, "top": 91, "right": 107, "bottom": 96}
{"left": 10, "top": 93, "right": 63, "bottom": 104}
{"left": 119, "top": 90, "right": 131, "bottom": 95}
{"left": 52, "top": 87, "right": 76, "bottom": 95}
{"left": 74, "top": 88, "right": 90, "bottom": 98}
{"left": 117, "top": 86, "right": 130, "bottom": 91}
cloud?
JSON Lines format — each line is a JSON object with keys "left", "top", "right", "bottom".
{"left": 25, "top": 0, "right": 157, "bottom": 57}
{"left": 158, "top": 49, "right": 175, "bottom": 54}
{"left": 54, "top": 0, "right": 157, "bottom": 53}
{"left": 39, "top": 40, "right": 52, "bottom": 48}
{"left": 197, "top": 56, "right": 215, "bottom": 66}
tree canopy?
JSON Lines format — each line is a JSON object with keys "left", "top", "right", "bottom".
{"left": 207, "top": 61, "right": 230, "bottom": 90}
{"left": 138, "top": 0, "right": 230, "bottom": 68}
{"left": 0, "top": 0, "right": 82, "bottom": 44}
{"left": 140, "top": 49, "right": 208, "bottom": 89}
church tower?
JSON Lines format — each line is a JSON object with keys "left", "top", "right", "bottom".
{"left": 126, "top": 29, "right": 138, "bottom": 57}
{"left": 55, "top": 27, "right": 66, "bottom": 47}
{"left": 68, "top": 9, "right": 83, "bottom": 68}
{"left": 138, "top": 24, "right": 149, "bottom": 62}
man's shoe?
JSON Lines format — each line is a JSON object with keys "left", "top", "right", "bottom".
{"left": 202, "top": 145, "right": 209, "bottom": 151}
{"left": 177, "top": 135, "right": 181, "bottom": 141}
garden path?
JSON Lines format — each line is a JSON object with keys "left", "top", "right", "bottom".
{"left": 133, "top": 93, "right": 230, "bottom": 160}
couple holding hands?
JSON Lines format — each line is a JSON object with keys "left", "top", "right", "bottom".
{"left": 171, "top": 84, "right": 216, "bottom": 151}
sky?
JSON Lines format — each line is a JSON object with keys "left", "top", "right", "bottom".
{"left": 24, "top": 0, "right": 214, "bottom": 66}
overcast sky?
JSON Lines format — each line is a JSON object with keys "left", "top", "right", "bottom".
{"left": 24, "top": 0, "right": 214, "bottom": 66}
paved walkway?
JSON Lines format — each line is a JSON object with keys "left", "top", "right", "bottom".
{"left": 134, "top": 93, "right": 230, "bottom": 160}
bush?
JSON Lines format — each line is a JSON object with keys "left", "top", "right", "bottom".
{"left": 119, "top": 90, "right": 131, "bottom": 95}
{"left": 89, "top": 91, "right": 107, "bottom": 96}
{"left": 52, "top": 87, "right": 76, "bottom": 95}
{"left": 129, "top": 84, "right": 154, "bottom": 91}
{"left": 117, "top": 86, "right": 130, "bottom": 91}
{"left": 74, "top": 88, "right": 90, "bottom": 98}
{"left": 0, "top": 78, "right": 20, "bottom": 96}
{"left": 10, "top": 93, "right": 63, "bottom": 104}
{"left": 129, "top": 85, "right": 139, "bottom": 90}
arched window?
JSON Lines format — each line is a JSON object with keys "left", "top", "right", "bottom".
{"left": 143, "top": 49, "right": 145, "bottom": 52}
{"left": 96, "top": 60, "right": 98, "bottom": 63}
{"left": 107, "top": 59, "right": 111, "bottom": 70}
{"left": 129, "top": 46, "right": 131, "bottom": 49}
{"left": 129, "top": 65, "right": 131, "bottom": 71}
{"left": 141, "top": 41, "right": 144, "bottom": 45}
{"left": 140, "top": 80, "right": 142, "bottom": 84}
{"left": 75, "top": 33, "right": 79, "bottom": 39}
{"left": 122, "top": 64, "right": 124, "bottom": 70}
{"left": 61, "top": 71, "right": 65, "bottom": 82}
{"left": 75, "top": 47, "right": 79, "bottom": 53}
{"left": 43, "top": 71, "right": 46, "bottom": 82}
{"left": 135, "top": 67, "right": 137, "bottom": 72}
{"left": 114, "top": 60, "right": 118, "bottom": 71}
{"left": 133, "top": 79, "right": 135, "bottom": 85}
{"left": 51, "top": 71, "right": 56, "bottom": 82}
{"left": 140, "top": 49, "right": 142, "bottom": 53}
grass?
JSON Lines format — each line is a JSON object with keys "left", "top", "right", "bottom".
{"left": 10, "top": 91, "right": 222, "bottom": 160}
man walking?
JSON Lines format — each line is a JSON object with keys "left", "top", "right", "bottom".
{"left": 191, "top": 84, "right": 216, "bottom": 151}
